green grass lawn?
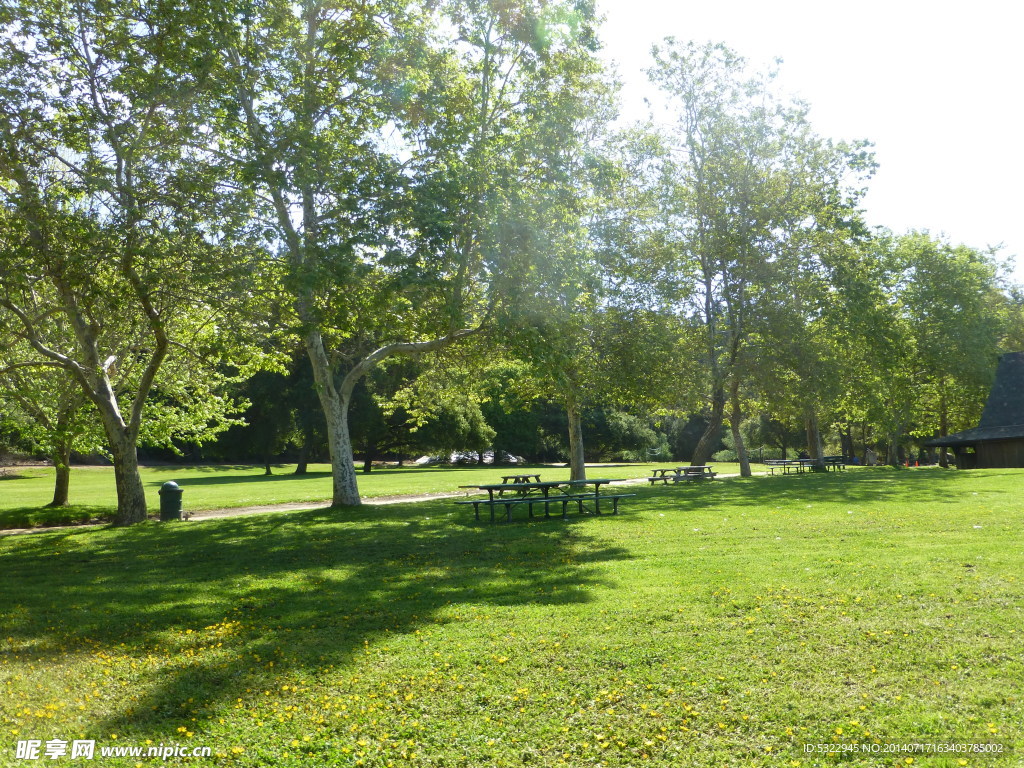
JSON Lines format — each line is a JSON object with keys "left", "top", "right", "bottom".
{"left": 1, "top": 467, "right": 1020, "bottom": 767}
{"left": 0, "top": 462, "right": 741, "bottom": 529}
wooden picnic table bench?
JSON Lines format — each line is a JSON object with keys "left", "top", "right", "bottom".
{"left": 456, "top": 479, "right": 635, "bottom": 523}
{"left": 647, "top": 466, "right": 717, "bottom": 484}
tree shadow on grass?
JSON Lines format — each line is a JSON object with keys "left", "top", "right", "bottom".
{"left": 0, "top": 498, "right": 631, "bottom": 739}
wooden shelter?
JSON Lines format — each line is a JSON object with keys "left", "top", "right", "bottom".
{"left": 926, "top": 352, "right": 1024, "bottom": 468}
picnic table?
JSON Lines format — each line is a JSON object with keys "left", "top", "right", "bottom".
{"left": 765, "top": 457, "right": 846, "bottom": 475}
{"left": 647, "top": 466, "right": 717, "bottom": 484}
{"left": 765, "top": 459, "right": 806, "bottom": 475}
{"left": 497, "top": 473, "right": 540, "bottom": 483}
{"left": 499, "top": 473, "right": 541, "bottom": 487}
{"left": 456, "top": 478, "right": 635, "bottom": 523}
{"left": 823, "top": 455, "right": 846, "bottom": 471}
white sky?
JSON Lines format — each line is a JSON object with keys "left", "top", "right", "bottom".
{"left": 595, "top": 0, "right": 1024, "bottom": 284}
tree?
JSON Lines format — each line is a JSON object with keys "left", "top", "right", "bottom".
{"left": 211, "top": 0, "right": 606, "bottom": 504}
{"left": 0, "top": 346, "right": 102, "bottom": 505}
{"left": 860, "top": 231, "right": 1004, "bottom": 464}
{"left": 646, "top": 40, "right": 874, "bottom": 474}
{"left": 0, "top": 0, "right": 259, "bottom": 523}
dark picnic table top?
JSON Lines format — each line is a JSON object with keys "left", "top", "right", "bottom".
{"left": 458, "top": 479, "right": 626, "bottom": 496}
{"left": 650, "top": 466, "right": 713, "bottom": 475}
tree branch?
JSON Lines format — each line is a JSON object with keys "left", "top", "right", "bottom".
{"left": 339, "top": 323, "right": 485, "bottom": 401}
{"left": 0, "top": 360, "right": 68, "bottom": 375}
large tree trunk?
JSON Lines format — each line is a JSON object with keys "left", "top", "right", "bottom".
{"left": 839, "top": 426, "right": 855, "bottom": 462}
{"left": 89, "top": 381, "right": 148, "bottom": 525}
{"left": 691, "top": 386, "right": 726, "bottom": 466}
{"left": 887, "top": 423, "right": 904, "bottom": 468}
{"left": 294, "top": 437, "right": 309, "bottom": 475}
{"left": 565, "top": 394, "right": 587, "bottom": 482}
{"left": 805, "top": 409, "right": 826, "bottom": 471}
{"left": 362, "top": 443, "right": 376, "bottom": 474}
{"left": 324, "top": 392, "right": 360, "bottom": 504}
{"left": 891, "top": 438, "right": 904, "bottom": 467}
{"left": 108, "top": 432, "right": 147, "bottom": 525}
{"left": 47, "top": 442, "right": 72, "bottom": 507}
{"left": 303, "top": 330, "right": 361, "bottom": 505}
{"left": 729, "top": 379, "right": 751, "bottom": 477}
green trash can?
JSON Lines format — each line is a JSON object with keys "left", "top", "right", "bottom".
{"left": 159, "top": 481, "right": 183, "bottom": 521}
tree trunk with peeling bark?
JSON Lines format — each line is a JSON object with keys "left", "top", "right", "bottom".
{"left": 691, "top": 386, "right": 726, "bottom": 467}
{"left": 805, "top": 409, "right": 826, "bottom": 471}
{"left": 565, "top": 395, "right": 587, "bottom": 482}
{"left": 729, "top": 379, "right": 751, "bottom": 477}
{"left": 47, "top": 442, "right": 72, "bottom": 508}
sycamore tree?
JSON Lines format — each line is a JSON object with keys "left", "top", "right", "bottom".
{"left": 897, "top": 233, "right": 1003, "bottom": 437}
{"left": 646, "top": 40, "right": 874, "bottom": 473}
{"left": 211, "top": 0, "right": 606, "bottom": 505}
{"left": 788, "top": 229, "right": 894, "bottom": 461}
{"left": 868, "top": 231, "right": 1003, "bottom": 463}
{"left": 0, "top": 0, "right": 261, "bottom": 524}
{"left": 480, "top": 102, "right": 700, "bottom": 481}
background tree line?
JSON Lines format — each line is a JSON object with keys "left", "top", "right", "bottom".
{"left": 2, "top": 0, "right": 1022, "bottom": 522}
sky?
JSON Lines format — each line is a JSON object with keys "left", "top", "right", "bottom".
{"left": 594, "top": 0, "right": 1024, "bottom": 284}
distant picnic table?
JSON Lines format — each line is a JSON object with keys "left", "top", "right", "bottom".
{"left": 456, "top": 478, "right": 634, "bottom": 523}
{"left": 765, "top": 456, "right": 845, "bottom": 475}
{"left": 499, "top": 473, "right": 541, "bottom": 486}
{"left": 647, "top": 466, "right": 717, "bottom": 484}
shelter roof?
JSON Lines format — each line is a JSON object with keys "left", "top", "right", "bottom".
{"left": 925, "top": 352, "right": 1024, "bottom": 447}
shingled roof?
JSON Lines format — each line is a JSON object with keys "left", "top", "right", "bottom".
{"left": 927, "top": 352, "right": 1024, "bottom": 447}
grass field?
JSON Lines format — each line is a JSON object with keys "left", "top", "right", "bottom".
{"left": 1, "top": 466, "right": 1021, "bottom": 767}
{"left": 0, "top": 462, "right": 738, "bottom": 529}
